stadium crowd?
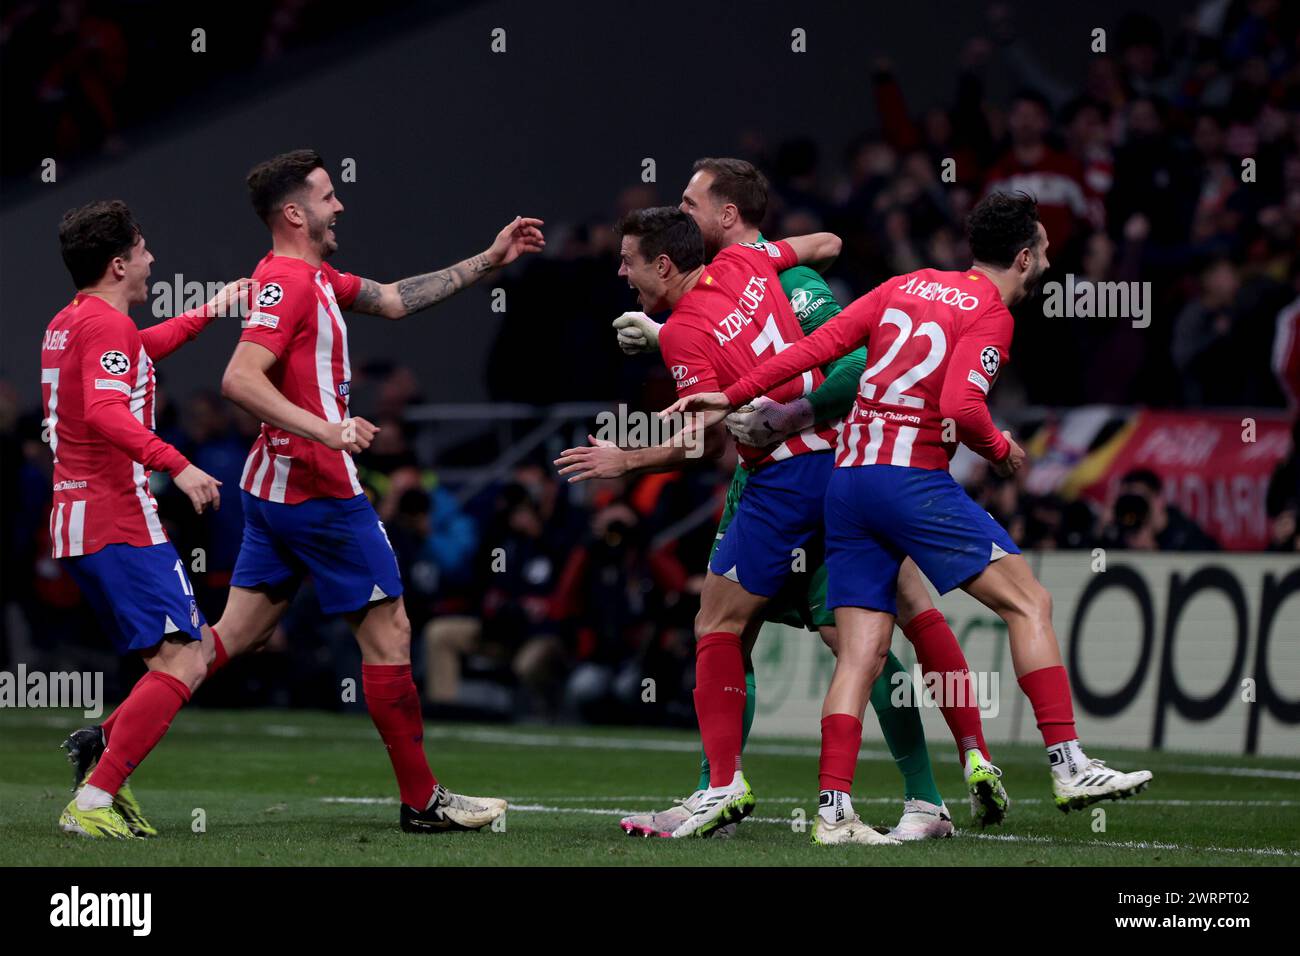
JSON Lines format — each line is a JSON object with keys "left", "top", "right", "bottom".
{"left": 4, "top": 2, "right": 1298, "bottom": 721}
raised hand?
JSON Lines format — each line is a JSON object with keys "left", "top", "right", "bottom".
{"left": 485, "top": 216, "right": 546, "bottom": 268}
{"left": 612, "top": 312, "right": 662, "bottom": 355}
{"left": 203, "top": 278, "right": 255, "bottom": 319}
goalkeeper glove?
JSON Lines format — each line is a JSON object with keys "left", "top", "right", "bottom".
{"left": 725, "top": 396, "right": 816, "bottom": 446}
{"left": 612, "top": 312, "right": 663, "bottom": 354}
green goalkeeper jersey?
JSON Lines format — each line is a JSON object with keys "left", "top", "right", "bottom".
{"left": 708, "top": 240, "right": 866, "bottom": 630}
{"left": 766, "top": 235, "right": 866, "bottom": 422}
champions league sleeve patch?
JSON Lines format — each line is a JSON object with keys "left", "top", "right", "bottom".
{"left": 99, "top": 350, "right": 130, "bottom": 375}
{"left": 980, "top": 346, "right": 1001, "bottom": 377}
{"left": 255, "top": 282, "right": 284, "bottom": 308}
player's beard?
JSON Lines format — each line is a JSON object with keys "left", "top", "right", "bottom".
{"left": 701, "top": 223, "right": 725, "bottom": 261}
{"left": 1022, "top": 258, "right": 1048, "bottom": 301}
{"left": 307, "top": 209, "right": 338, "bottom": 258}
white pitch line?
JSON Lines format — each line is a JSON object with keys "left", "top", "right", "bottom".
{"left": 962, "top": 831, "right": 1300, "bottom": 859}
{"left": 317, "top": 797, "right": 1300, "bottom": 859}
{"left": 498, "top": 795, "right": 1300, "bottom": 808}
{"left": 322, "top": 795, "right": 1300, "bottom": 809}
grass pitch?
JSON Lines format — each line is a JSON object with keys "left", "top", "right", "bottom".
{"left": 2, "top": 708, "right": 1297, "bottom": 867}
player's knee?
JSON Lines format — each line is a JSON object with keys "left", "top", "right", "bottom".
{"left": 692, "top": 608, "right": 714, "bottom": 640}
{"left": 379, "top": 604, "right": 413, "bottom": 657}
{"left": 1029, "top": 582, "right": 1054, "bottom": 624}
{"left": 170, "top": 646, "right": 209, "bottom": 692}
{"left": 1001, "top": 579, "right": 1053, "bottom": 625}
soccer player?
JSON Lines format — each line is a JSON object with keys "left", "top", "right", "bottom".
{"left": 212, "top": 149, "right": 543, "bottom": 833}
{"left": 561, "top": 204, "right": 894, "bottom": 844}
{"left": 666, "top": 192, "right": 1153, "bottom": 816}
{"left": 568, "top": 159, "right": 1000, "bottom": 839}
{"left": 42, "top": 200, "right": 250, "bottom": 838}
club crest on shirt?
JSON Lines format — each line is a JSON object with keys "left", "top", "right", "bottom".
{"left": 256, "top": 282, "right": 284, "bottom": 308}
{"left": 99, "top": 350, "right": 130, "bottom": 375}
{"left": 980, "top": 346, "right": 1000, "bottom": 376}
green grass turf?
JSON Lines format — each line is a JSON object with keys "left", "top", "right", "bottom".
{"left": 2, "top": 708, "right": 1297, "bottom": 866}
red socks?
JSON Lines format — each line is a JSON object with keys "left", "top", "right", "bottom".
{"left": 1018, "top": 665, "right": 1078, "bottom": 746}
{"left": 362, "top": 663, "right": 437, "bottom": 808}
{"left": 694, "top": 632, "right": 746, "bottom": 787}
{"left": 903, "top": 608, "right": 989, "bottom": 763}
{"left": 819, "top": 713, "right": 862, "bottom": 792}
{"left": 207, "top": 626, "right": 229, "bottom": 679}
{"left": 87, "top": 671, "right": 191, "bottom": 796}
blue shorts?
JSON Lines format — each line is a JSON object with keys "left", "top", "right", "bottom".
{"left": 231, "top": 492, "right": 403, "bottom": 615}
{"left": 64, "top": 542, "right": 205, "bottom": 655}
{"left": 709, "top": 452, "right": 832, "bottom": 598}
{"left": 825, "top": 465, "right": 1020, "bottom": 614}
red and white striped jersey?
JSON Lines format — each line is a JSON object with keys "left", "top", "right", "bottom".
{"left": 237, "top": 252, "right": 363, "bottom": 503}
{"left": 723, "top": 269, "right": 1014, "bottom": 471}
{"left": 40, "top": 294, "right": 208, "bottom": 558}
{"left": 658, "top": 240, "right": 838, "bottom": 471}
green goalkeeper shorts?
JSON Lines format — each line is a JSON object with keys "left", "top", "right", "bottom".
{"left": 710, "top": 464, "right": 834, "bottom": 631}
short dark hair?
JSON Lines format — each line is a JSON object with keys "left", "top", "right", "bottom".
{"left": 246, "top": 149, "right": 325, "bottom": 224}
{"left": 1120, "top": 468, "right": 1162, "bottom": 494}
{"left": 691, "top": 157, "right": 769, "bottom": 226}
{"left": 58, "top": 200, "right": 141, "bottom": 289}
{"left": 614, "top": 206, "right": 704, "bottom": 272}
{"left": 967, "top": 191, "right": 1041, "bottom": 268}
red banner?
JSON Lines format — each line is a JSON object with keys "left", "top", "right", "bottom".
{"left": 1078, "top": 410, "right": 1292, "bottom": 551}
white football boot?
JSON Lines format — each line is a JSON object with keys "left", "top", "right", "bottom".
{"left": 812, "top": 813, "right": 902, "bottom": 846}
{"left": 400, "top": 785, "right": 507, "bottom": 832}
{"left": 669, "top": 772, "right": 755, "bottom": 838}
{"left": 620, "top": 790, "right": 738, "bottom": 839}
{"left": 888, "top": 799, "right": 955, "bottom": 840}
{"left": 1053, "top": 759, "right": 1152, "bottom": 812}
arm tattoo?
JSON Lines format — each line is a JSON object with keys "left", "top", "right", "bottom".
{"left": 351, "top": 277, "right": 386, "bottom": 315}
{"left": 395, "top": 252, "right": 498, "bottom": 316}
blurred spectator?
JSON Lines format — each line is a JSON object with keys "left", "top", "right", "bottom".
{"left": 1103, "top": 468, "right": 1220, "bottom": 551}
{"left": 1172, "top": 256, "right": 1242, "bottom": 405}
{"left": 423, "top": 464, "right": 572, "bottom": 714}
{"left": 984, "top": 89, "right": 1096, "bottom": 261}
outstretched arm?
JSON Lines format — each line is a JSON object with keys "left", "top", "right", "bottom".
{"left": 140, "top": 278, "right": 253, "bottom": 360}
{"left": 782, "top": 232, "right": 842, "bottom": 274}
{"left": 349, "top": 216, "right": 544, "bottom": 319}
{"left": 553, "top": 414, "right": 728, "bottom": 483}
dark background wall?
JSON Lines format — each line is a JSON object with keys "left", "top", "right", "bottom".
{"left": 0, "top": 0, "right": 1175, "bottom": 405}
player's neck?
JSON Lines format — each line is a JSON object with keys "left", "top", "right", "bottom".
{"left": 271, "top": 233, "right": 323, "bottom": 268}
{"left": 725, "top": 227, "right": 761, "bottom": 248}
{"left": 79, "top": 286, "right": 132, "bottom": 316}
{"left": 665, "top": 266, "right": 706, "bottom": 308}
{"left": 969, "top": 263, "right": 1020, "bottom": 308}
